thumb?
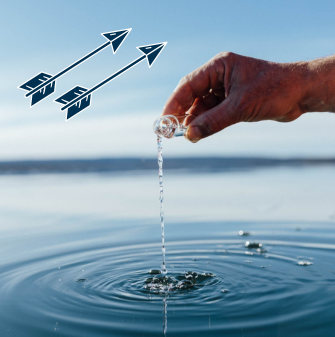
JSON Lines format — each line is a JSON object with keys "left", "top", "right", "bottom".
{"left": 185, "top": 99, "right": 237, "bottom": 143}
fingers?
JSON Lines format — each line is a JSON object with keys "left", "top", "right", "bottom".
{"left": 185, "top": 98, "right": 238, "bottom": 143}
{"left": 162, "top": 57, "right": 225, "bottom": 117}
{"left": 184, "top": 91, "right": 221, "bottom": 126}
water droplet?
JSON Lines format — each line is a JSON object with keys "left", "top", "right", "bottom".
{"left": 76, "top": 279, "right": 87, "bottom": 283}
{"left": 239, "top": 230, "right": 250, "bottom": 236}
{"left": 149, "top": 269, "right": 162, "bottom": 275}
{"left": 221, "top": 289, "right": 228, "bottom": 293}
{"left": 245, "top": 260, "right": 253, "bottom": 263}
{"left": 201, "top": 272, "right": 215, "bottom": 277}
{"left": 175, "top": 280, "right": 194, "bottom": 289}
{"left": 298, "top": 261, "right": 313, "bottom": 266}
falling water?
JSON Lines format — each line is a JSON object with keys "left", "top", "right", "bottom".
{"left": 162, "top": 297, "right": 168, "bottom": 336}
{"left": 157, "top": 136, "right": 167, "bottom": 274}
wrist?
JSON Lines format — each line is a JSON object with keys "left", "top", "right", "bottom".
{"left": 300, "top": 56, "right": 335, "bottom": 113}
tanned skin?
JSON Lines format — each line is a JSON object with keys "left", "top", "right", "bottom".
{"left": 162, "top": 52, "right": 335, "bottom": 142}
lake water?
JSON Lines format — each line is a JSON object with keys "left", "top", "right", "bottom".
{"left": 0, "top": 161, "right": 334, "bottom": 336}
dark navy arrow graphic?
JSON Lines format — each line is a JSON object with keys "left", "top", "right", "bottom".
{"left": 18, "top": 28, "right": 131, "bottom": 107}
{"left": 55, "top": 42, "right": 167, "bottom": 120}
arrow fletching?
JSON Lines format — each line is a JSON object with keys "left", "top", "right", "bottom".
{"left": 54, "top": 86, "right": 91, "bottom": 120}
{"left": 18, "top": 72, "right": 56, "bottom": 106}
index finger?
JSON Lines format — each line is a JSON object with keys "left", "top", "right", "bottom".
{"left": 162, "top": 56, "right": 225, "bottom": 117}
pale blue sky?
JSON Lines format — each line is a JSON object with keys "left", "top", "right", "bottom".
{"left": 1, "top": 0, "right": 335, "bottom": 159}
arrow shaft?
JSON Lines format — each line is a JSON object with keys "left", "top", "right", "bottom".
{"left": 26, "top": 41, "right": 110, "bottom": 97}
{"left": 61, "top": 55, "right": 146, "bottom": 111}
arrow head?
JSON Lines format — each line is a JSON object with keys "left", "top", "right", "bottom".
{"left": 136, "top": 42, "right": 167, "bottom": 68}
{"left": 101, "top": 28, "right": 132, "bottom": 54}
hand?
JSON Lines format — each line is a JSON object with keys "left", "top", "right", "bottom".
{"left": 162, "top": 52, "right": 328, "bottom": 143}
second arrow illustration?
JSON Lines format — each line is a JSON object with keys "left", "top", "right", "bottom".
{"left": 55, "top": 42, "right": 167, "bottom": 120}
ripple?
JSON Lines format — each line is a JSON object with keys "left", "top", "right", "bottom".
{"left": 0, "top": 238, "right": 334, "bottom": 336}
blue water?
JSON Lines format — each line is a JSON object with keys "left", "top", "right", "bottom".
{"left": 0, "top": 163, "right": 335, "bottom": 336}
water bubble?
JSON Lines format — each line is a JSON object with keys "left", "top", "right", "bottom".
{"left": 298, "top": 261, "right": 313, "bottom": 266}
{"left": 245, "top": 241, "right": 262, "bottom": 249}
{"left": 201, "top": 272, "right": 215, "bottom": 277}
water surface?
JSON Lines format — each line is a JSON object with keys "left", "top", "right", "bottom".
{"left": 0, "top": 165, "right": 334, "bottom": 336}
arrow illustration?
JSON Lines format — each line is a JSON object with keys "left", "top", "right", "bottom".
{"left": 55, "top": 42, "right": 167, "bottom": 120}
{"left": 18, "top": 28, "right": 132, "bottom": 107}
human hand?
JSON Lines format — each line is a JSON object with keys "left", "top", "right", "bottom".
{"left": 162, "top": 52, "right": 316, "bottom": 143}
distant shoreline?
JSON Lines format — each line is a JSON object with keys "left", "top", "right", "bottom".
{"left": 0, "top": 157, "right": 334, "bottom": 175}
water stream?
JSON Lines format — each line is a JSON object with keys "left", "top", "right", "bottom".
{"left": 157, "top": 136, "right": 167, "bottom": 274}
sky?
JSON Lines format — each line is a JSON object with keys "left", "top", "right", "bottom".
{"left": 1, "top": 0, "right": 335, "bottom": 160}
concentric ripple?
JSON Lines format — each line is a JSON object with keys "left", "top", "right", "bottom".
{"left": 1, "top": 235, "right": 335, "bottom": 337}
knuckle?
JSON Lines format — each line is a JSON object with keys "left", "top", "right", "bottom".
{"left": 217, "top": 51, "right": 235, "bottom": 61}
{"left": 207, "top": 52, "right": 234, "bottom": 67}
{"left": 178, "top": 76, "right": 188, "bottom": 86}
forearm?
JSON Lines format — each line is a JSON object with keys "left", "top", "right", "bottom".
{"left": 302, "top": 55, "right": 335, "bottom": 113}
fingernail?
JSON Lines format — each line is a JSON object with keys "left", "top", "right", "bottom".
{"left": 185, "top": 126, "right": 202, "bottom": 143}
